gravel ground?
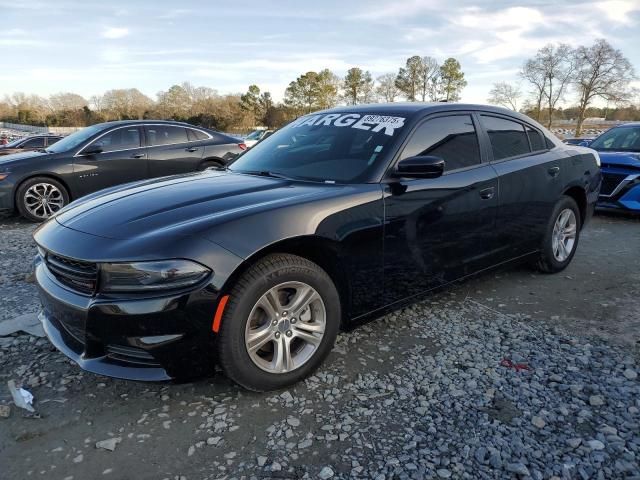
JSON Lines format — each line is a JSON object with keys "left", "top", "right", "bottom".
{"left": 0, "top": 212, "right": 639, "bottom": 479}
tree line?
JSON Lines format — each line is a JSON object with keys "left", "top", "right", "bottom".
{"left": 487, "top": 39, "right": 638, "bottom": 135}
{"left": 1, "top": 41, "right": 636, "bottom": 135}
{"left": 0, "top": 55, "right": 467, "bottom": 132}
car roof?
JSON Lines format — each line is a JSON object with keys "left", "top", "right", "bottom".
{"left": 610, "top": 122, "right": 640, "bottom": 128}
{"left": 93, "top": 119, "right": 210, "bottom": 128}
{"left": 312, "top": 102, "right": 542, "bottom": 124}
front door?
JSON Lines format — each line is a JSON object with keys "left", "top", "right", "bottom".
{"left": 383, "top": 113, "right": 499, "bottom": 305}
{"left": 73, "top": 126, "right": 148, "bottom": 196}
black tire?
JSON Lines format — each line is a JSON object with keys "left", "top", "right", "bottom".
{"left": 197, "top": 160, "right": 223, "bottom": 171}
{"left": 16, "top": 176, "right": 70, "bottom": 223}
{"left": 217, "top": 254, "right": 340, "bottom": 391}
{"left": 534, "top": 195, "right": 581, "bottom": 273}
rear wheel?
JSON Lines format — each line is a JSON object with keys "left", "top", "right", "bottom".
{"left": 16, "top": 176, "right": 69, "bottom": 222}
{"left": 216, "top": 254, "right": 340, "bottom": 391}
{"left": 534, "top": 196, "right": 581, "bottom": 273}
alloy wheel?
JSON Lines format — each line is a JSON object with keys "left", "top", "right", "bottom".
{"left": 244, "top": 281, "right": 326, "bottom": 374}
{"left": 551, "top": 208, "right": 577, "bottom": 262}
{"left": 24, "top": 182, "right": 64, "bottom": 219}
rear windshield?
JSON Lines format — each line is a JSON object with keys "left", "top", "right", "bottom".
{"left": 229, "top": 112, "right": 407, "bottom": 183}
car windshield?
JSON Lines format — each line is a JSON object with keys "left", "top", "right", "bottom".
{"left": 229, "top": 112, "right": 408, "bottom": 183}
{"left": 245, "top": 130, "right": 264, "bottom": 141}
{"left": 45, "top": 125, "right": 105, "bottom": 153}
{"left": 590, "top": 126, "right": 640, "bottom": 152}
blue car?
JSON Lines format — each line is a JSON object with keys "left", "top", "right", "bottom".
{"left": 588, "top": 123, "right": 640, "bottom": 212}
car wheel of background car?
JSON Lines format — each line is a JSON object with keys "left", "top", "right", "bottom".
{"left": 16, "top": 176, "right": 69, "bottom": 222}
{"left": 216, "top": 253, "right": 340, "bottom": 391}
{"left": 534, "top": 195, "right": 581, "bottom": 273}
{"left": 198, "top": 160, "right": 223, "bottom": 171}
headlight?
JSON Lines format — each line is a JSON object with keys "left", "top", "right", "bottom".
{"left": 0, "top": 173, "right": 8, "bottom": 181}
{"left": 593, "top": 151, "right": 601, "bottom": 167}
{"left": 100, "top": 259, "right": 211, "bottom": 292}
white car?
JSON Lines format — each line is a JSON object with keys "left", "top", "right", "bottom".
{"left": 244, "top": 129, "right": 274, "bottom": 148}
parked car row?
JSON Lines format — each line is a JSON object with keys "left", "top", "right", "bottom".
{"left": 32, "top": 103, "right": 602, "bottom": 391}
{"left": 0, "top": 120, "right": 246, "bottom": 221}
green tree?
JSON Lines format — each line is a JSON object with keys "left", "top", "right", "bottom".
{"left": 343, "top": 67, "right": 374, "bottom": 105}
{"left": 437, "top": 58, "right": 467, "bottom": 102}
{"left": 395, "top": 56, "right": 424, "bottom": 101}
{"left": 155, "top": 84, "right": 191, "bottom": 119}
{"left": 284, "top": 69, "right": 340, "bottom": 114}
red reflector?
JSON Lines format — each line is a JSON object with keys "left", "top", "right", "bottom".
{"left": 212, "top": 295, "right": 230, "bottom": 333}
{"left": 238, "top": 143, "right": 247, "bottom": 151}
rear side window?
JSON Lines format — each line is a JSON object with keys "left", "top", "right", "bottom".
{"left": 481, "top": 115, "right": 530, "bottom": 160}
{"left": 400, "top": 114, "right": 481, "bottom": 172}
{"left": 187, "top": 128, "right": 210, "bottom": 141}
{"left": 91, "top": 127, "right": 141, "bottom": 153}
{"left": 526, "top": 126, "right": 546, "bottom": 152}
{"left": 146, "top": 126, "right": 188, "bottom": 146}
{"left": 22, "top": 137, "right": 46, "bottom": 148}
{"left": 46, "top": 137, "right": 61, "bottom": 146}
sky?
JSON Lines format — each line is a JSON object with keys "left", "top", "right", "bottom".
{"left": 1, "top": 0, "right": 639, "bottom": 106}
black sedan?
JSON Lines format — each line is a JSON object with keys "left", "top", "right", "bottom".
{"left": 33, "top": 103, "right": 601, "bottom": 391}
{"left": 0, "top": 120, "right": 244, "bottom": 221}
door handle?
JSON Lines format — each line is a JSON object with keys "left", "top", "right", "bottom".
{"left": 479, "top": 187, "right": 495, "bottom": 200}
{"left": 186, "top": 147, "right": 198, "bottom": 152}
{"left": 131, "top": 153, "right": 145, "bottom": 159}
{"left": 548, "top": 166, "right": 560, "bottom": 177}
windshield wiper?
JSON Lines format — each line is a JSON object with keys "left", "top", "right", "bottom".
{"left": 239, "top": 170, "right": 291, "bottom": 179}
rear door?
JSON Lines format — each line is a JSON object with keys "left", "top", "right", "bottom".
{"left": 145, "top": 125, "right": 204, "bottom": 177}
{"left": 383, "top": 113, "right": 499, "bottom": 304}
{"left": 478, "top": 114, "right": 563, "bottom": 257}
{"left": 73, "top": 126, "right": 148, "bottom": 196}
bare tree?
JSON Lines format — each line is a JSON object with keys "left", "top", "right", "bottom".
{"left": 376, "top": 73, "right": 400, "bottom": 102}
{"left": 525, "top": 44, "right": 575, "bottom": 129}
{"left": 419, "top": 56, "right": 440, "bottom": 101}
{"left": 487, "top": 82, "right": 521, "bottom": 110}
{"left": 572, "top": 39, "right": 637, "bottom": 136}
{"left": 520, "top": 59, "right": 547, "bottom": 122}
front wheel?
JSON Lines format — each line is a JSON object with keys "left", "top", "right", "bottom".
{"left": 16, "top": 177, "right": 69, "bottom": 222}
{"left": 216, "top": 254, "right": 340, "bottom": 391}
{"left": 534, "top": 196, "right": 581, "bottom": 273}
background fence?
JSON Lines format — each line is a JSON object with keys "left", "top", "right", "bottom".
{"left": 0, "top": 122, "right": 83, "bottom": 135}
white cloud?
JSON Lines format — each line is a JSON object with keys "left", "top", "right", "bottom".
{"left": 595, "top": 1, "right": 640, "bottom": 24}
{"left": 101, "top": 27, "right": 129, "bottom": 39}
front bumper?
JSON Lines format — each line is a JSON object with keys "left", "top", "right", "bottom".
{"left": 597, "top": 170, "right": 640, "bottom": 212}
{"left": 35, "top": 258, "right": 221, "bottom": 381}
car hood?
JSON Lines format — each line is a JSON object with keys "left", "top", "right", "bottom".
{"left": 597, "top": 151, "right": 640, "bottom": 169}
{"left": 55, "top": 171, "right": 341, "bottom": 240}
{"left": 0, "top": 149, "right": 47, "bottom": 165}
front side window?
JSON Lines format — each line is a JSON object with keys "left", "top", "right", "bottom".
{"left": 400, "top": 114, "right": 481, "bottom": 172}
{"left": 46, "top": 124, "right": 105, "bottom": 153}
{"left": 482, "top": 115, "right": 530, "bottom": 160}
{"left": 229, "top": 112, "right": 408, "bottom": 183}
{"left": 590, "top": 126, "right": 640, "bottom": 152}
{"left": 46, "top": 137, "right": 61, "bottom": 146}
{"left": 91, "top": 127, "right": 141, "bottom": 153}
{"left": 22, "top": 137, "right": 46, "bottom": 148}
{"left": 146, "top": 126, "right": 188, "bottom": 146}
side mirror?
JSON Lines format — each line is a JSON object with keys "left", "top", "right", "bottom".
{"left": 395, "top": 155, "right": 445, "bottom": 179}
{"left": 81, "top": 145, "right": 103, "bottom": 156}
{"left": 579, "top": 140, "right": 592, "bottom": 147}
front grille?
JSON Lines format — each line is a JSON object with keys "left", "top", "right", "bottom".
{"left": 44, "top": 252, "right": 98, "bottom": 294}
{"left": 106, "top": 345, "right": 161, "bottom": 366}
{"left": 600, "top": 173, "right": 628, "bottom": 196}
